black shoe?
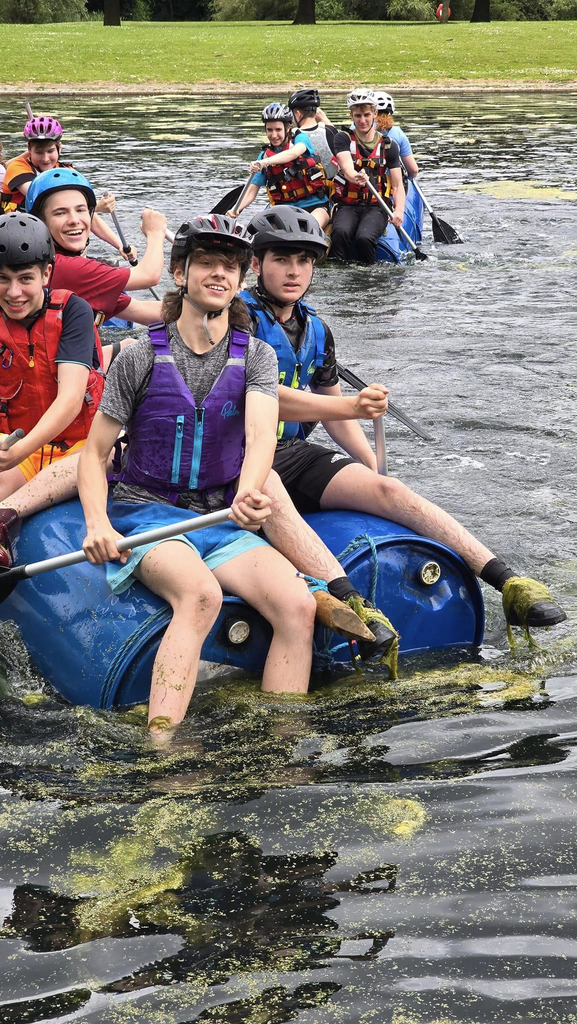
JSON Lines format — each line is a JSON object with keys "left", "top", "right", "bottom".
{"left": 503, "top": 576, "right": 567, "bottom": 630}
{"left": 345, "top": 596, "right": 398, "bottom": 662}
{"left": 507, "top": 602, "right": 567, "bottom": 628}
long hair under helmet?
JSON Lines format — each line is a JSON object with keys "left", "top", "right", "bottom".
{"left": 0, "top": 212, "right": 55, "bottom": 267}
{"left": 170, "top": 214, "right": 252, "bottom": 344}
{"left": 25, "top": 168, "right": 97, "bottom": 220}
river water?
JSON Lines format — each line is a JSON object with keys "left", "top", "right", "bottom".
{"left": 0, "top": 92, "right": 576, "bottom": 1023}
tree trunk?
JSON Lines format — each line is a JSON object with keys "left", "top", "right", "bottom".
{"left": 293, "top": 0, "right": 316, "bottom": 25}
{"left": 103, "top": 0, "right": 121, "bottom": 26}
{"left": 470, "top": 0, "right": 490, "bottom": 21}
{"left": 440, "top": 2, "right": 450, "bottom": 22}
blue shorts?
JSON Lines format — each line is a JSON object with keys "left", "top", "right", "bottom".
{"left": 105, "top": 501, "right": 269, "bottom": 595}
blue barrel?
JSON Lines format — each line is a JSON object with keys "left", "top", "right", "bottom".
{"left": 0, "top": 500, "right": 484, "bottom": 709}
{"left": 374, "top": 180, "right": 424, "bottom": 263}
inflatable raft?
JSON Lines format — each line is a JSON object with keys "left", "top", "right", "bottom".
{"left": 374, "top": 179, "right": 424, "bottom": 263}
{"left": 0, "top": 500, "right": 484, "bottom": 709}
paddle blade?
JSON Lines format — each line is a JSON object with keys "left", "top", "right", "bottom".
{"left": 432, "top": 214, "right": 463, "bottom": 245}
{"left": 0, "top": 564, "right": 27, "bottom": 604}
{"left": 413, "top": 246, "right": 428, "bottom": 262}
{"left": 210, "top": 185, "right": 244, "bottom": 216}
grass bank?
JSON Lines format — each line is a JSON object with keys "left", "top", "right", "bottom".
{"left": 1, "top": 20, "right": 576, "bottom": 91}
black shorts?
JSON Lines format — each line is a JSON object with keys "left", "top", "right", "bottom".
{"left": 273, "top": 440, "right": 355, "bottom": 513}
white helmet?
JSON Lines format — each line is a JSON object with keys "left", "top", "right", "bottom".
{"left": 346, "top": 89, "right": 377, "bottom": 110}
{"left": 374, "top": 91, "right": 395, "bottom": 114}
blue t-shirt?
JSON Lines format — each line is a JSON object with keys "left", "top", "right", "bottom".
{"left": 251, "top": 131, "right": 327, "bottom": 210}
{"left": 385, "top": 124, "right": 413, "bottom": 158}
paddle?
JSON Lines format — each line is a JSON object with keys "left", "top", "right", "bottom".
{"left": 410, "top": 176, "right": 462, "bottom": 245}
{"left": 337, "top": 362, "right": 435, "bottom": 442}
{"left": 24, "top": 102, "right": 34, "bottom": 120}
{"left": 211, "top": 173, "right": 255, "bottom": 218}
{"left": 365, "top": 179, "right": 428, "bottom": 261}
{"left": 374, "top": 415, "right": 388, "bottom": 476}
{"left": 0, "top": 507, "right": 231, "bottom": 604}
{"left": 0, "top": 428, "right": 25, "bottom": 451}
{"left": 102, "top": 194, "right": 138, "bottom": 266}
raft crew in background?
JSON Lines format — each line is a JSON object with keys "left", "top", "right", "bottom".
{"left": 0, "top": 116, "right": 135, "bottom": 261}
{"left": 227, "top": 103, "right": 331, "bottom": 230}
{"left": 25, "top": 168, "right": 166, "bottom": 330}
{"left": 374, "top": 92, "right": 419, "bottom": 181}
{"left": 331, "top": 89, "right": 405, "bottom": 264}
{"left": 242, "top": 206, "right": 566, "bottom": 634}
{"left": 0, "top": 212, "right": 104, "bottom": 563}
{"left": 77, "top": 215, "right": 319, "bottom": 737}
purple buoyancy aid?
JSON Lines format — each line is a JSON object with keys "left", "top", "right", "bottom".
{"left": 119, "top": 322, "right": 248, "bottom": 503}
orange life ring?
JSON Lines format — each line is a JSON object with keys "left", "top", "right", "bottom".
{"left": 435, "top": 3, "right": 451, "bottom": 16}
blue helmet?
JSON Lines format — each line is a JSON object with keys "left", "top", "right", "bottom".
{"left": 25, "top": 168, "right": 97, "bottom": 219}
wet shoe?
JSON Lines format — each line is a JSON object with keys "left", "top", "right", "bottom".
{"left": 503, "top": 576, "right": 567, "bottom": 629}
{"left": 0, "top": 508, "right": 20, "bottom": 569}
{"left": 345, "top": 596, "right": 398, "bottom": 661}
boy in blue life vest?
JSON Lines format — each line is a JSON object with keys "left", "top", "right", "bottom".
{"left": 0, "top": 212, "right": 104, "bottom": 566}
{"left": 227, "top": 103, "right": 331, "bottom": 230}
{"left": 241, "top": 206, "right": 566, "bottom": 636}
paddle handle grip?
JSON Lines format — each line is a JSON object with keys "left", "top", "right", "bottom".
{"left": 0, "top": 428, "right": 25, "bottom": 451}
{"left": 23, "top": 507, "right": 232, "bottom": 579}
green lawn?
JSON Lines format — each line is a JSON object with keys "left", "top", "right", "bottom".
{"left": 2, "top": 20, "right": 577, "bottom": 87}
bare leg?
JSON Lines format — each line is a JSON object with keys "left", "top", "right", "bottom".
{"left": 321, "top": 464, "right": 495, "bottom": 575}
{"left": 0, "top": 467, "right": 27, "bottom": 503}
{"left": 101, "top": 337, "right": 137, "bottom": 373}
{"left": 213, "top": 545, "right": 315, "bottom": 694}
{"left": 0, "top": 449, "right": 116, "bottom": 518}
{"left": 134, "top": 540, "right": 222, "bottom": 730}
{"left": 261, "top": 470, "right": 345, "bottom": 582}
{"left": 312, "top": 207, "right": 330, "bottom": 230}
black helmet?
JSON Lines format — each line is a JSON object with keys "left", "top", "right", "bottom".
{"left": 261, "top": 103, "right": 293, "bottom": 124}
{"left": 171, "top": 214, "right": 252, "bottom": 261}
{"left": 0, "top": 212, "right": 55, "bottom": 266}
{"left": 288, "top": 88, "right": 320, "bottom": 111}
{"left": 246, "top": 207, "right": 328, "bottom": 260}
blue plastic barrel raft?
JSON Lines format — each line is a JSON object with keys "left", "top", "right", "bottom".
{"left": 0, "top": 500, "right": 484, "bottom": 709}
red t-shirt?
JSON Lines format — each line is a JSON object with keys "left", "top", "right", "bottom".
{"left": 50, "top": 254, "right": 132, "bottom": 320}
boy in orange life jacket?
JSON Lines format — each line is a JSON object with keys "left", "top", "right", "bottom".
{"left": 331, "top": 89, "right": 405, "bottom": 264}
{"left": 227, "top": 103, "right": 330, "bottom": 230}
{"left": 0, "top": 212, "right": 103, "bottom": 566}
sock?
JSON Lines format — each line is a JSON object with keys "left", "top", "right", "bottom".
{"left": 327, "top": 576, "right": 361, "bottom": 603}
{"left": 480, "top": 558, "right": 516, "bottom": 593}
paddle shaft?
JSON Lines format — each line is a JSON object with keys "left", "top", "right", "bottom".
{"left": 0, "top": 429, "right": 25, "bottom": 451}
{"left": 230, "top": 173, "right": 257, "bottom": 217}
{"left": 408, "top": 175, "right": 462, "bottom": 245}
{"left": 373, "top": 416, "right": 388, "bottom": 476}
{"left": 365, "top": 180, "right": 427, "bottom": 259}
{"left": 337, "top": 362, "right": 434, "bottom": 442}
{"left": 21, "top": 508, "right": 231, "bottom": 580}
{"left": 25, "top": 102, "right": 34, "bottom": 119}
{"left": 102, "top": 195, "right": 138, "bottom": 266}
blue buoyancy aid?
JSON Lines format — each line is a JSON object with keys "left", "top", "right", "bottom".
{"left": 240, "top": 289, "right": 326, "bottom": 441}
{"left": 119, "top": 322, "right": 249, "bottom": 502}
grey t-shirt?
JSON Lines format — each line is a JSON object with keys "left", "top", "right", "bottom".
{"left": 100, "top": 321, "right": 279, "bottom": 513}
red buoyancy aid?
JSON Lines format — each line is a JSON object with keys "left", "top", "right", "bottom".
{"left": 0, "top": 289, "right": 105, "bottom": 444}
{"left": 264, "top": 137, "right": 327, "bottom": 205}
{"left": 333, "top": 131, "right": 393, "bottom": 205}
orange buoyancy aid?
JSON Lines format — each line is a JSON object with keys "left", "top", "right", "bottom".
{"left": 333, "top": 131, "right": 393, "bottom": 205}
{"left": 0, "top": 289, "right": 105, "bottom": 444}
{"left": 264, "top": 138, "right": 327, "bottom": 205}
